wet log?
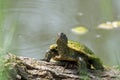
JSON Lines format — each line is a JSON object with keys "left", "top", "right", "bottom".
{"left": 6, "top": 54, "right": 120, "bottom": 80}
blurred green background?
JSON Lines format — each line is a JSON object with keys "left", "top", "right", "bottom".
{"left": 0, "top": 0, "right": 120, "bottom": 67}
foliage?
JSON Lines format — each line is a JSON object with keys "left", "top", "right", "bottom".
{"left": 0, "top": 0, "right": 16, "bottom": 79}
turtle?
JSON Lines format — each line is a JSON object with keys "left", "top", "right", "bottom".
{"left": 43, "top": 32, "right": 104, "bottom": 74}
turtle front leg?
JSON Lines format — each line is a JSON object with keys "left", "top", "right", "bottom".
{"left": 41, "top": 50, "right": 52, "bottom": 62}
{"left": 41, "top": 50, "right": 58, "bottom": 62}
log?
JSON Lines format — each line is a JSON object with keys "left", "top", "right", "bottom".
{"left": 6, "top": 54, "right": 120, "bottom": 80}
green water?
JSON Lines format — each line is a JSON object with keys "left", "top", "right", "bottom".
{"left": 0, "top": 0, "right": 120, "bottom": 66}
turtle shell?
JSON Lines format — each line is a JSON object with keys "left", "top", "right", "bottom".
{"left": 67, "top": 40, "right": 94, "bottom": 55}
{"left": 50, "top": 40, "right": 94, "bottom": 56}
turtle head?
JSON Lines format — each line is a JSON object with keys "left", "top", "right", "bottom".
{"left": 56, "top": 32, "right": 68, "bottom": 46}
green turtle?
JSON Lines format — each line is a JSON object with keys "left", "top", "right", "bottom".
{"left": 43, "top": 33, "right": 104, "bottom": 74}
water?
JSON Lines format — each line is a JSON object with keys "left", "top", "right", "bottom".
{"left": 1, "top": 0, "right": 120, "bottom": 66}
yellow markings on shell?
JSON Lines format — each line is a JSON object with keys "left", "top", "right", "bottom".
{"left": 68, "top": 40, "right": 85, "bottom": 52}
{"left": 50, "top": 44, "right": 57, "bottom": 49}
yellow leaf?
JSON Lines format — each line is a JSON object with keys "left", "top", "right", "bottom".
{"left": 71, "top": 26, "right": 88, "bottom": 35}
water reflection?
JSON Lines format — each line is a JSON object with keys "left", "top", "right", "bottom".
{"left": 1, "top": 0, "right": 120, "bottom": 66}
